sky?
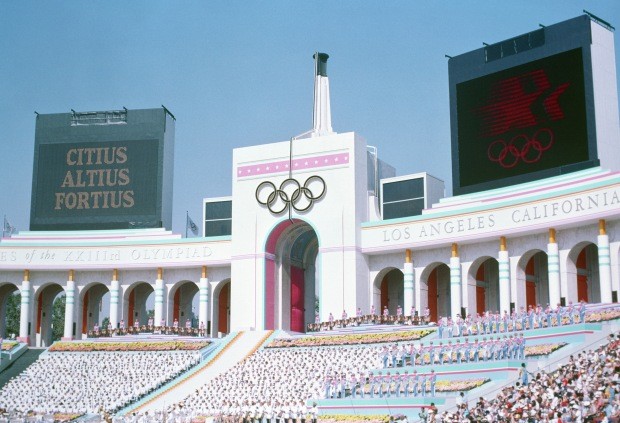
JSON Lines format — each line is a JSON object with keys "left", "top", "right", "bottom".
{"left": 1, "top": 1, "right": 619, "bottom": 236}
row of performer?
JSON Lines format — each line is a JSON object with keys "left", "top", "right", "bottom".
{"left": 324, "top": 369, "right": 440, "bottom": 398}
{"left": 437, "top": 301, "right": 588, "bottom": 338}
{"left": 307, "top": 305, "right": 431, "bottom": 332}
{"left": 88, "top": 318, "right": 208, "bottom": 338}
{"left": 378, "top": 334, "right": 527, "bottom": 368}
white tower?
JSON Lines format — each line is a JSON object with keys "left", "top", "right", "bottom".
{"left": 298, "top": 52, "right": 335, "bottom": 139}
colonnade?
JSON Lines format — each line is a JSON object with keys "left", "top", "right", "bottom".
{"left": 396, "top": 220, "right": 616, "bottom": 320}
{"left": 5, "top": 265, "right": 227, "bottom": 345}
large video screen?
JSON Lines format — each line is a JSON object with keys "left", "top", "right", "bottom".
{"left": 456, "top": 48, "right": 588, "bottom": 190}
{"left": 32, "top": 139, "right": 159, "bottom": 226}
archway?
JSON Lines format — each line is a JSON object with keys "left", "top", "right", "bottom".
{"left": 376, "top": 269, "right": 404, "bottom": 315}
{"left": 520, "top": 251, "right": 549, "bottom": 309}
{"left": 33, "top": 283, "right": 65, "bottom": 347}
{"left": 422, "top": 263, "right": 450, "bottom": 322}
{"left": 470, "top": 258, "right": 500, "bottom": 314}
{"left": 168, "top": 281, "right": 199, "bottom": 328}
{"left": 123, "top": 282, "right": 154, "bottom": 328}
{"left": 211, "top": 279, "right": 231, "bottom": 337}
{"left": 264, "top": 219, "right": 318, "bottom": 332}
{"left": 79, "top": 283, "right": 110, "bottom": 335}
{"left": 0, "top": 282, "right": 19, "bottom": 338}
{"left": 568, "top": 243, "right": 599, "bottom": 303}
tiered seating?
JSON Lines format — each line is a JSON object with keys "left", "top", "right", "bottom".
{"left": 0, "top": 347, "right": 201, "bottom": 415}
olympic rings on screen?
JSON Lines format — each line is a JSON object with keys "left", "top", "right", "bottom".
{"left": 487, "top": 128, "right": 554, "bottom": 169}
{"left": 255, "top": 175, "right": 326, "bottom": 214}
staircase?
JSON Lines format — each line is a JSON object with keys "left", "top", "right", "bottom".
{"left": 0, "top": 348, "right": 45, "bottom": 389}
{"left": 127, "top": 330, "right": 272, "bottom": 414}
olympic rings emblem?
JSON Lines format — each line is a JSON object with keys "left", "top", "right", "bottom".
{"left": 255, "top": 175, "right": 326, "bottom": 214}
{"left": 487, "top": 128, "right": 554, "bottom": 169}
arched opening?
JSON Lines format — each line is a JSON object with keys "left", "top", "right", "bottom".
{"left": 422, "top": 263, "right": 450, "bottom": 322}
{"left": 470, "top": 258, "right": 500, "bottom": 314}
{"left": 211, "top": 279, "right": 231, "bottom": 337}
{"left": 568, "top": 243, "right": 599, "bottom": 303}
{"left": 0, "top": 282, "right": 19, "bottom": 338}
{"left": 522, "top": 251, "right": 549, "bottom": 309}
{"left": 33, "top": 283, "right": 65, "bottom": 347}
{"left": 376, "top": 269, "right": 404, "bottom": 315}
{"left": 123, "top": 282, "right": 154, "bottom": 328}
{"left": 79, "top": 283, "right": 110, "bottom": 336}
{"left": 168, "top": 281, "right": 199, "bottom": 328}
{"left": 218, "top": 281, "right": 230, "bottom": 334}
{"left": 264, "top": 219, "right": 319, "bottom": 332}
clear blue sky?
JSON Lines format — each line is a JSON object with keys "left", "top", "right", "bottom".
{"left": 1, "top": 1, "right": 619, "bottom": 235}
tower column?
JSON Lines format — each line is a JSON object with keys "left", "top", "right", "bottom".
{"left": 18, "top": 271, "right": 31, "bottom": 344}
{"left": 450, "top": 243, "right": 462, "bottom": 319}
{"left": 199, "top": 266, "right": 210, "bottom": 328}
{"left": 109, "top": 270, "right": 120, "bottom": 330}
{"left": 597, "top": 220, "right": 613, "bottom": 303}
{"left": 403, "top": 250, "right": 414, "bottom": 315}
{"left": 154, "top": 268, "right": 164, "bottom": 326}
{"left": 547, "top": 228, "right": 561, "bottom": 306}
{"left": 498, "top": 237, "right": 511, "bottom": 312}
{"left": 63, "top": 270, "right": 75, "bottom": 340}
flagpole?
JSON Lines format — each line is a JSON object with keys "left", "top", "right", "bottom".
{"left": 2, "top": 215, "right": 5, "bottom": 239}
{"left": 185, "top": 211, "right": 188, "bottom": 238}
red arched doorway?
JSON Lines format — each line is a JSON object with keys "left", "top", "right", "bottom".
{"left": 218, "top": 282, "right": 230, "bottom": 334}
{"left": 379, "top": 269, "right": 404, "bottom": 316}
{"left": 264, "top": 219, "right": 318, "bottom": 332}
{"left": 426, "top": 264, "right": 450, "bottom": 322}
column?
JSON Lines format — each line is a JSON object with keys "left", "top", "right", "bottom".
{"left": 403, "top": 250, "right": 414, "bottom": 315}
{"left": 154, "top": 268, "right": 164, "bottom": 326}
{"left": 498, "top": 236, "right": 511, "bottom": 312}
{"left": 199, "top": 266, "right": 210, "bottom": 327}
{"left": 547, "top": 228, "right": 561, "bottom": 306}
{"left": 18, "top": 270, "right": 31, "bottom": 343}
{"left": 63, "top": 270, "right": 75, "bottom": 340}
{"left": 450, "top": 243, "right": 462, "bottom": 319}
{"left": 597, "top": 220, "right": 613, "bottom": 303}
{"left": 109, "top": 270, "right": 120, "bottom": 329}
{"left": 209, "top": 281, "right": 219, "bottom": 338}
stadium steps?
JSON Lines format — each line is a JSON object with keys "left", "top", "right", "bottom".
{"left": 0, "top": 348, "right": 45, "bottom": 389}
{"left": 124, "top": 330, "right": 273, "bottom": 415}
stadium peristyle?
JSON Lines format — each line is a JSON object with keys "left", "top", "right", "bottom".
{"left": 1, "top": 14, "right": 619, "bottom": 423}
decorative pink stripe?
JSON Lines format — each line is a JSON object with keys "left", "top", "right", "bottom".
{"left": 237, "top": 152, "right": 349, "bottom": 178}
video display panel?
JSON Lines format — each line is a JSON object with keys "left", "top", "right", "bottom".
{"left": 32, "top": 139, "right": 160, "bottom": 228}
{"left": 456, "top": 48, "right": 588, "bottom": 190}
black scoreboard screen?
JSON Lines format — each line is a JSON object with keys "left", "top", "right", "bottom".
{"left": 456, "top": 48, "right": 588, "bottom": 190}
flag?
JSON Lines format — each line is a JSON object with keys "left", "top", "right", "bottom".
{"left": 3, "top": 216, "right": 15, "bottom": 237}
{"left": 186, "top": 214, "right": 199, "bottom": 236}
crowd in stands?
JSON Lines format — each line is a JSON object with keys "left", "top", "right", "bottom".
{"left": 432, "top": 332, "right": 620, "bottom": 422}
{"left": 172, "top": 344, "right": 380, "bottom": 420}
{"left": 87, "top": 318, "right": 208, "bottom": 338}
{"left": 0, "top": 350, "right": 200, "bottom": 415}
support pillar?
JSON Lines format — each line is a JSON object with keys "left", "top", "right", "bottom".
{"left": 199, "top": 266, "right": 209, "bottom": 328}
{"left": 597, "top": 220, "right": 613, "bottom": 303}
{"left": 63, "top": 270, "right": 75, "bottom": 340}
{"left": 403, "top": 250, "right": 414, "bottom": 315}
{"left": 18, "top": 270, "right": 31, "bottom": 343}
{"left": 450, "top": 243, "right": 462, "bottom": 319}
{"left": 498, "top": 236, "right": 511, "bottom": 313}
{"left": 109, "top": 270, "right": 120, "bottom": 329}
{"left": 154, "top": 268, "right": 164, "bottom": 326}
{"left": 209, "top": 281, "right": 219, "bottom": 338}
{"left": 547, "top": 228, "right": 561, "bottom": 307}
